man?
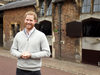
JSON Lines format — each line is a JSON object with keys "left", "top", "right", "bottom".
{"left": 10, "top": 11, "right": 51, "bottom": 75}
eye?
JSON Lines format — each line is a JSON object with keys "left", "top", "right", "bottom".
{"left": 30, "top": 20, "right": 33, "bottom": 21}
{"left": 26, "top": 19, "right": 29, "bottom": 21}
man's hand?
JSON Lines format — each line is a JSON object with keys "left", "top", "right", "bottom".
{"left": 21, "top": 51, "right": 31, "bottom": 59}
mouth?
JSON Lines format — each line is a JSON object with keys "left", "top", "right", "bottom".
{"left": 26, "top": 24, "right": 31, "bottom": 26}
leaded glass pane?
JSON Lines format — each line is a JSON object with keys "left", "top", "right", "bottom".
{"left": 83, "top": 0, "right": 87, "bottom": 6}
{"left": 87, "top": 6, "right": 91, "bottom": 12}
{"left": 46, "top": 2, "right": 52, "bottom": 16}
{"left": 82, "top": 0, "right": 91, "bottom": 13}
{"left": 87, "top": 0, "right": 91, "bottom": 5}
{"left": 99, "top": 0, "right": 100, "bottom": 4}
{"left": 94, "top": 0, "right": 99, "bottom": 4}
{"left": 40, "top": 2, "right": 44, "bottom": 16}
{"left": 94, "top": 5, "right": 98, "bottom": 11}
{"left": 99, "top": 5, "right": 100, "bottom": 11}
{"left": 82, "top": 6, "right": 87, "bottom": 13}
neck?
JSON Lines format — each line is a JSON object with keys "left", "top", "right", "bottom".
{"left": 26, "top": 29, "right": 30, "bottom": 35}
{"left": 26, "top": 27, "right": 34, "bottom": 35}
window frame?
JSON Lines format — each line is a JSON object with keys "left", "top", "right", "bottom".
{"left": 93, "top": 0, "right": 100, "bottom": 12}
{"left": 39, "top": 1, "right": 45, "bottom": 17}
{"left": 46, "top": 2, "right": 52, "bottom": 16}
{"left": 81, "top": 0, "right": 100, "bottom": 14}
{"left": 81, "top": 0, "right": 91, "bottom": 13}
{"left": 10, "top": 22, "right": 21, "bottom": 40}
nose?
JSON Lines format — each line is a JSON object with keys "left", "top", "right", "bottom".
{"left": 27, "top": 20, "right": 30, "bottom": 23}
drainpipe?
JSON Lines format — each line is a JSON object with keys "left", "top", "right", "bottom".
{"left": 57, "top": 3, "right": 61, "bottom": 60}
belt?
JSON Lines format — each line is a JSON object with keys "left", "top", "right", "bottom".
{"left": 17, "top": 68, "right": 40, "bottom": 73}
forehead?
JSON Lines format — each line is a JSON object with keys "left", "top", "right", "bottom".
{"left": 25, "top": 15, "right": 34, "bottom": 19}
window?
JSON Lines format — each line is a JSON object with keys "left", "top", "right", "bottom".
{"left": 39, "top": 20, "right": 52, "bottom": 35}
{"left": 93, "top": 0, "right": 100, "bottom": 12}
{"left": 82, "top": 18, "right": 100, "bottom": 37}
{"left": 81, "top": 0, "right": 100, "bottom": 13}
{"left": 40, "top": 2, "right": 45, "bottom": 17}
{"left": 11, "top": 25, "right": 15, "bottom": 37}
{"left": 46, "top": 2, "right": 52, "bottom": 16}
{"left": 11, "top": 24, "right": 20, "bottom": 37}
{"left": 82, "top": 0, "right": 91, "bottom": 13}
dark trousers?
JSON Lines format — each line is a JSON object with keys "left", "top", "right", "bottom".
{"left": 16, "top": 68, "right": 41, "bottom": 75}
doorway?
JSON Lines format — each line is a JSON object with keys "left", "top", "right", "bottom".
{"left": 0, "top": 24, "right": 3, "bottom": 46}
{"left": 0, "top": 12, "right": 3, "bottom": 47}
{"left": 82, "top": 18, "right": 100, "bottom": 66}
{"left": 35, "top": 20, "right": 52, "bottom": 57}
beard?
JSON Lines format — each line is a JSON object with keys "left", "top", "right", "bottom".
{"left": 25, "top": 24, "right": 34, "bottom": 30}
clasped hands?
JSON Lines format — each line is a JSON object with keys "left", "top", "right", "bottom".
{"left": 21, "top": 51, "right": 31, "bottom": 59}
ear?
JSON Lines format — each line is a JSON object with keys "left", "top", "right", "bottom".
{"left": 35, "top": 20, "right": 37, "bottom": 22}
{"left": 35, "top": 20, "right": 37, "bottom": 23}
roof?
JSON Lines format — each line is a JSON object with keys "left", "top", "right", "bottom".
{"left": 52, "top": 0, "right": 66, "bottom": 3}
{"left": 0, "top": 0, "right": 36, "bottom": 11}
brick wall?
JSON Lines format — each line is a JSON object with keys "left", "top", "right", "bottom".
{"left": 53, "top": 0, "right": 79, "bottom": 61}
{"left": 3, "top": 6, "right": 35, "bottom": 49}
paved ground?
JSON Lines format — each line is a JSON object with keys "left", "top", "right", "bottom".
{"left": 0, "top": 56, "right": 76, "bottom": 75}
{"left": 0, "top": 49, "right": 100, "bottom": 75}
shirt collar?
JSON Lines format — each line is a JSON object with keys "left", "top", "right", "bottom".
{"left": 29, "top": 27, "right": 35, "bottom": 34}
{"left": 25, "top": 27, "right": 35, "bottom": 37}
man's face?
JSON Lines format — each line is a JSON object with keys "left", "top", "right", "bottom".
{"left": 24, "top": 15, "right": 36, "bottom": 31}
